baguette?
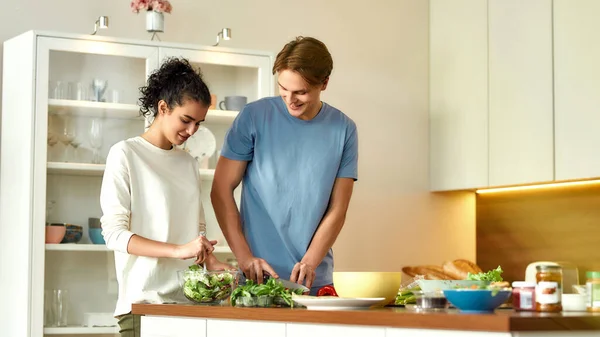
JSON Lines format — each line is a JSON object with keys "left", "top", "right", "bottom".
{"left": 442, "top": 259, "right": 483, "bottom": 280}
{"left": 412, "top": 265, "right": 455, "bottom": 280}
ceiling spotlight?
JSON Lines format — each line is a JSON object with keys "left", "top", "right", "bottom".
{"left": 91, "top": 16, "right": 109, "bottom": 35}
{"left": 214, "top": 28, "right": 231, "bottom": 46}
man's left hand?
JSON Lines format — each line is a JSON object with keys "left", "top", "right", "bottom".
{"left": 290, "top": 262, "right": 316, "bottom": 288}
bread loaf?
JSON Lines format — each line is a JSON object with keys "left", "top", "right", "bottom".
{"left": 402, "top": 259, "right": 483, "bottom": 281}
{"left": 402, "top": 265, "right": 454, "bottom": 280}
{"left": 443, "top": 259, "right": 483, "bottom": 280}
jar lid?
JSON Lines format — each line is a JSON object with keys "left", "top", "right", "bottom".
{"left": 535, "top": 264, "right": 562, "bottom": 271}
{"left": 512, "top": 281, "right": 536, "bottom": 288}
{"left": 587, "top": 271, "right": 600, "bottom": 279}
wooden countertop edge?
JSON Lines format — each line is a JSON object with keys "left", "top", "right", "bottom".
{"left": 132, "top": 304, "right": 600, "bottom": 331}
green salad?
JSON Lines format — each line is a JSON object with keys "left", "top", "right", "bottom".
{"left": 466, "top": 265, "right": 504, "bottom": 282}
{"left": 181, "top": 265, "right": 237, "bottom": 303}
{"left": 230, "top": 278, "right": 305, "bottom": 308}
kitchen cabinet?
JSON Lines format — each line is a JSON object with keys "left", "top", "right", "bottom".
{"left": 488, "top": 0, "right": 553, "bottom": 187}
{"left": 553, "top": 0, "right": 600, "bottom": 181}
{"left": 141, "top": 316, "right": 206, "bottom": 337}
{"left": 429, "top": 0, "right": 488, "bottom": 191}
{"left": 207, "top": 319, "right": 286, "bottom": 337}
{"left": 430, "top": 0, "right": 554, "bottom": 191}
{"left": 287, "top": 323, "right": 385, "bottom": 337}
{"left": 0, "top": 30, "right": 274, "bottom": 337}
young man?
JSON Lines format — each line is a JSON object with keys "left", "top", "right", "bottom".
{"left": 211, "top": 36, "right": 358, "bottom": 294}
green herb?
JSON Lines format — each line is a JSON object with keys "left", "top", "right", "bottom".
{"left": 467, "top": 266, "right": 504, "bottom": 282}
{"left": 395, "top": 286, "right": 420, "bottom": 305}
{"left": 230, "top": 278, "right": 305, "bottom": 307}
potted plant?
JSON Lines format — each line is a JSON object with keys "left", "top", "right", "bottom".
{"left": 130, "top": 0, "right": 173, "bottom": 33}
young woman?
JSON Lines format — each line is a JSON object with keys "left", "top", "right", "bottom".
{"left": 100, "top": 57, "right": 232, "bottom": 336}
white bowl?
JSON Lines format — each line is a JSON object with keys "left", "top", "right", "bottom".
{"left": 562, "top": 293, "right": 587, "bottom": 311}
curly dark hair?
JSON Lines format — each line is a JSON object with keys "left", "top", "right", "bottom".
{"left": 139, "top": 57, "right": 211, "bottom": 118}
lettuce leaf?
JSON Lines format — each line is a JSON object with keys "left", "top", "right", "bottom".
{"left": 466, "top": 266, "right": 503, "bottom": 282}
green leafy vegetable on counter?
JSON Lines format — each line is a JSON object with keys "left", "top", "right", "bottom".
{"left": 230, "top": 278, "right": 305, "bottom": 308}
{"left": 466, "top": 265, "right": 504, "bottom": 282}
{"left": 395, "top": 286, "right": 420, "bottom": 305}
{"left": 182, "top": 265, "right": 237, "bottom": 303}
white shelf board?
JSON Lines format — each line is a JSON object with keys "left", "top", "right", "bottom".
{"left": 46, "top": 244, "right": 230, "bottom": 253}
{"left": 48, "top": 99, "right": 141, "bottom": 120}
{"left": 205, "top": 109, "right": 238, "bottom": 124}
{"left": 47, "top": 162, "right": 105, "bottom": 176}
{"left": 44, "top": 326, "right": 118, "bottom": 335}
{"left": 46, "top": 244, "right": 109, "bottom": 251}
{"left": 48, "top": 162, "right": 215, "bottom": 180}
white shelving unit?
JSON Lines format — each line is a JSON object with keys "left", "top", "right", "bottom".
{"left": 44, "top": 326, "right": 119, "bottom": 335}
{"left": 47, "top": 162, "right": 217, "bottom": 180}
{"left": 0, "top": 30, "right": 274, "bottom": 337}
{"left": 45, "top": 243, "right": 231, "bottom": 254}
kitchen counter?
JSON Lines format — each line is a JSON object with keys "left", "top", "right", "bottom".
{"left": 132, "top": 303, "right": 600, "bottom": 336}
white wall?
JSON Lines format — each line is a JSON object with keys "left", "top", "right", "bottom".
{"left": 0, "top": 0, "right": 475, "bottom": 273}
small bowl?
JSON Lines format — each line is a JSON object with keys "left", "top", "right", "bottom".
{"left": 61, "top": 224, "right": 83, "bottom": 243}
{"left": 45, "top": 224, "right": 66, "bottom": 244}
{"left": 88, "top": 228, "right": 105, "bottom": 244}
{"left": 443, "top": 289, "right": 512, "bottom": 313}
{"left": 412, "top": 290, "right": 449, "bottom": 311}
{"left": 563, "top": 293, "right": 587, "bottom": 311}
{"left": 332, "top": 272, "right": 402, "bottom": 305}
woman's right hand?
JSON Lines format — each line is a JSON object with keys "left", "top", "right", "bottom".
{"left": 239, "top": 256, "right": 278, "bottom": 284}
{"left": 175, "top": 236, "right": 217, "bottom": 264}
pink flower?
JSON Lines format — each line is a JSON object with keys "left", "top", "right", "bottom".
{"left": 130, "top": 0, "right": 172, "bottom": 14}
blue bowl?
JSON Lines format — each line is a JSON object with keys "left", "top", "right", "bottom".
{"left": 88, "top": 228, "right": 106, "bottom": 244}
{"left": 61, "top": 224, "right": 83, "bottom": 243}
{"left": 443, "top": 289, "right": 511, "bottom": 313}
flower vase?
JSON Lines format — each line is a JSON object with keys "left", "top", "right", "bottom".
{"left": 146, "top": 11, "right": 164, "bottom": 33}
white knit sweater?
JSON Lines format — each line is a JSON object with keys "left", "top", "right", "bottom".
{"left": 100, "top": 136, "right": 205, "bottom": 316}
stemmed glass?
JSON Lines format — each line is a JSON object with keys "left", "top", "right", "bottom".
{"left": 89, "top": 118, "right": 104, "bottom": 164}
{"left": 60, "top": 115, "right": 76, "bottom": 162}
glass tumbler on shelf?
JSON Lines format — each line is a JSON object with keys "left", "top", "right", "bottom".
{"left": 89, "top": 118, "right": 104, "bottom": 164}
{"left": 47, "top": 289, "right": 69, "bottom": 327}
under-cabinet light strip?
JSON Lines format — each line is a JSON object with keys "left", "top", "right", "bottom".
{"left": 475, "top": 179, "right": 600, "bottom": 194}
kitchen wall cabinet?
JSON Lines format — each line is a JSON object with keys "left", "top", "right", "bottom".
{"left": 0, "top": 30, "right": 274, "bottom": 337}
{"left": 488, "top": 0, "right": 553, "bottom": 187}
{"left": 429, "top": 0, "right": 488, "bottom": 191}
{"left": 553, "top": 0, "right": 600, "bottom": 181}
{"left": 430, "top": 0, "right": 554, "bottom": 191}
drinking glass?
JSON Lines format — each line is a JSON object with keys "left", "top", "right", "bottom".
{"left": 89, "top": 118, "right": 104, "bottom": 164}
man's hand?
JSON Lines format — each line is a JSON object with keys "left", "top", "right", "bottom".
{"left": 290, "top": 261, "right": 316, "bottom": 289}
{"left": 175, "top": 236, "right": 217, "bottom": 264}
{"left": 239, "top": 256, "right": 279, "bottom": 284}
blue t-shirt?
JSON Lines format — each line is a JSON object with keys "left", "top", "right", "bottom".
{"left": 221, "top": 96, "right": 358, "bottom": 287}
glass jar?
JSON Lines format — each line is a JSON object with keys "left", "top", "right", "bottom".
{"left": 512, "top": 281, "right": 536, "bottom": 311}
{"left": 586, "top": 271, "right": 600, "bottom": 313}
{"left": 535, "top": 265, "right": 563, "bottom": 312}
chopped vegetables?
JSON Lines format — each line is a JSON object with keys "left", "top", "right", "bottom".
{"left": 181, "top": 265, "right": 238, "bottom": 303}
{"left": 230, "top": 278, "right": 305, "bottom": 307}
{"left": 316, "top": 285, "right": 338, "bottom": 297}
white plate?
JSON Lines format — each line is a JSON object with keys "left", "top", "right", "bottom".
{"left": 179, "top": 126, "right": 216, "bottom": 163}
{"left": 291, "top": 295, "right": 386, "bottom": 310}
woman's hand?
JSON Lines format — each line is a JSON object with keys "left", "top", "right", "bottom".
{"left": 239, "top": 256, "right": 278, "bottom": 284}
{"left": 175, "top": 236, "right": 217, "bottom": 264}
{"left": 204, "top": 254, "right": 237, "bottom": 271}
